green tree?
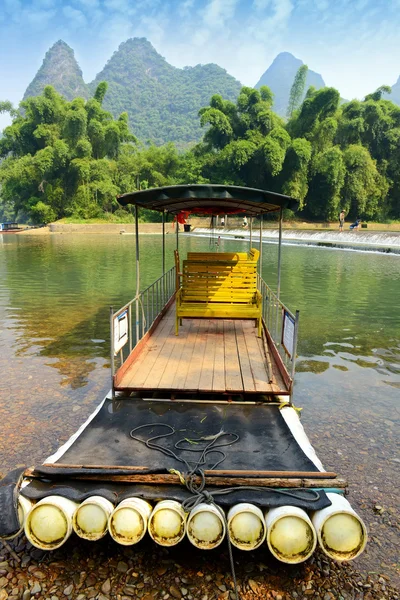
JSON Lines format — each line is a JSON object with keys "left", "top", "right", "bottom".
{"left": 287, "top": 65, "right": 309, "bottom": 119}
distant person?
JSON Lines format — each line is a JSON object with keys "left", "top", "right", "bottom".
{"left": 220, "top": 217, "right": 225, "bottom": 227}
{"left": 339, "top": 210, "right": 345, "bottom": 232}
{"left": 349, "top": 218, "right": 361, "bottom": 231}
{"left": 242, "top": 216, "right": 248, "bottom": 228}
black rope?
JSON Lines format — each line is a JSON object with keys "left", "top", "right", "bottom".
{"left": 130, "top": 423, "right": 321, "bottom": 600}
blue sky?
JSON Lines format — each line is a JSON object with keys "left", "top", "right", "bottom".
{"left": 1, "top": 0, "right": 400, "bottom": 130}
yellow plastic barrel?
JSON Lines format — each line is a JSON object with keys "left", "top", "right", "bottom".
{"left": 108, "top": 498, "right": 152, "bottom": 545}
{"left": 24, "top": 495, "right": 78, "bottom": 550}
{"left": 148, "top": 500, "right": 186, "bottom": 546}
{"left": 73, "top": 496, "right": 114, "bottom": 541}
{"left": 3, "top": 495, "right": 34, "bottom": 540}
{"left": 227, "top": 503, "right": 266, "bottom": 550}
{"left": 312, "top": 493, "right": 367, "bottom": 561}
{"left": 265, "top": 505, "right": 317, "bottom": 563}
{"left": 186, "top": 503, "right": 226, "bottom": 549}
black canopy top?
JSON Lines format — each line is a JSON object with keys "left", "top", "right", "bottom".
{"left": 117, "top": 184, "right": 298, "bottom": 216}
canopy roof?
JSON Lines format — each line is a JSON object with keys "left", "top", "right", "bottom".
{"left": 117, "top": 184, "right": 298, "bottom": 216}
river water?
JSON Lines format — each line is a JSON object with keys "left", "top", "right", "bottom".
{"left": 0, "top": 233, "right": 399, "bottom": 583}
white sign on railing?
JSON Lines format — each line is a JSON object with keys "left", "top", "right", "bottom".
{"left": 282, "top": 310, "right": 295, "bottom": 358}
{"left": 114, "top": 309, "right": 128, "bottom": 355}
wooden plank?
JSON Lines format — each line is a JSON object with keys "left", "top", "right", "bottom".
{"left": 143, "top": 318, "right": 182, "bottom": 388}
{"left": 37, "top": 465, "right": 337, "bottom": 478}
{"left": 172, "top": 319, "right": 200, "bottom": 389}
{"left": 212, "top": 320, "right": 226, "bottom": 392}
{"left": 26, "top": 470, "right": 347, "bottom": 489}
{"left": 264, "top": 325, "right": 292, "bottom": 392}
{"left": 224, "top": 319, "right": 243, "bottom": 392}
{"left": 123, "top": 313, "right": 175, "bottom": 387}
{"left": 241, "top": 320, "right": 270, "bottom": 393}
{"left": 157, "top": 318, "right": 190, "bottom": 389}
{"left": 257, "top": 335, "right": 284, "bottom": 391}
{"left": 234, "top": 321, "right": 256, "bottom": 392}
{"left": 123, "top": 316, "right": 175, "bottom": 388}
{"left": 185, "top": 320, "right": 209, "bottom": 390}
{"left": 114, "top": 297, "right": 175, "bottom": 387}
{"left": 198, "top": 319, "right": 217, "bottom": 390}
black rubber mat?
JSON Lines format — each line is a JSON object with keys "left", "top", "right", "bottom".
{"left": 56, "top": 399, "right": 320, "bottom": 473}
{"left": 22, "top": 479, "right": 331, "bottom": 511}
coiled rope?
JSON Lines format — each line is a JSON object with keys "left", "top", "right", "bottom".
{"left": 130, "top": 423, "right": 321, "bottom": 600}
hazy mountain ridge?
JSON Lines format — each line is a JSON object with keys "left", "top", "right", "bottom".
{"left": 255, "top": 52, "right": 325, "bottom": 115}
{"left": 88, "top": 38, "right": 242, "bottom": 145}
{"left": 23, "top": 40, "right": 89, "bottom": 102}
{"left": 22, "top": 39, "right": 399, "bottom": 145}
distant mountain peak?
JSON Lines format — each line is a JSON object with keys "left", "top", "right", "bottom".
{"left": 89, "top": 36, "right": 242, "bottom": 145}
{"left": 23, "top": 39, "right": 89, "bottom": 101}
{"left": 255, "top": 52, "right": 325, "bottom": 116}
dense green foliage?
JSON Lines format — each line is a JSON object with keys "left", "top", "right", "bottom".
{"left": 287, "top": 65, "right": 308, "bottom": 118}
{"left": 23, "top": 41, "right": 89, "bottom": 102}
{"left": 88, "top": 38, "right": 242, "bottom": 146}
{"left": 1, "top": 79, "right": 400, "bottom": 224}
{"left": 255, "top": 52, "right": 325, "bottom": 117}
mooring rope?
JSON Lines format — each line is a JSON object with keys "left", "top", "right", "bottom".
{"left": 130, "top": 423, "right": 321, "bottom": 600}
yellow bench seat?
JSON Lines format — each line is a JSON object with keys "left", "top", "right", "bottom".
{"left": 176, "top": 257, "right": 262, "bottom": 336}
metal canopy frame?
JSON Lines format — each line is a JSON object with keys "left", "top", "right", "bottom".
{"left": 111, "top": 184, "right": 300, "bottom": 400}
{"left": 117, "top": 184, "right": 298, "bottom": 216}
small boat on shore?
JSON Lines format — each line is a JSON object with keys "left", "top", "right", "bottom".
{"left": 0, "top": 185, "right": 367, "bottom": 576}
{"left": 0, "top": 222, "right": 20, "bottom": 233}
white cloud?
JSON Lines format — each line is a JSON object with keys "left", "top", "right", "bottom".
{"left": 33, "top": 0, "right": 58, "bottom": 8}
{"left": 22, "top": 8, "right": 57, "bottom": 27}
{"left": 202, "top": 0, "right": 239, "bottom": 28}
{"left": 62, "top": 5, "right": 87, "bottom": 27}
{"left": 253, "top": 0, "right": 272, "bottom": 10}
{"left": 178, "top": 0, "right": 195, "bottom": 17}
{"left": 73, "top": 0, "right": 100, "bottom": 7}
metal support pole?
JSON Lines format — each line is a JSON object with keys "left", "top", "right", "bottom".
{"left": 175, "top": 215, "right": 179, "bottom": 251}
{"left": 277, "top": 206, "right": 283, "bottom": 300}
{"left": 135, "top": 205, "right": 140, "bottom": 346}
{"left": 128, "top": 303, "right": 132, "bottom": 352}
{"left": 290, "top": 309, "right": 300, "bottom": 402}
{"left": 162, "top": 211, "right": 166, "bottom": 276}
{"left": 249, "top": 217, "right": 253, "bottom": 249}
{"left": 259, "top": 214, "right": 263, "bottom": 277}
{"left": 110, "top": 306, "right": 115, "bottom": 400}
{"left": 162, "top": 210, "right": 166, "bottom": 306}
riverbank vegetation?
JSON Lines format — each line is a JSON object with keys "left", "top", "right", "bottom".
{"left": 1, "top": 79, "right": 400, "bottom": 224}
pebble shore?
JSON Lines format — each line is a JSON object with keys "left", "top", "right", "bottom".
{"left": 0, "top": 534, "right": 398, "bottom": 600}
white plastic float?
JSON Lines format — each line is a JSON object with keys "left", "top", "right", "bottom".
{"left": 312, "top": 492, "right": 368, "bottom": 561}
{"left": 265, "top": 505, "right": 317, "bottom": 564}
{"left": 186, "top": 503, "right": 226, "bottom": 549}
{"left": 72, "top": 496, "right": 114, "bottom": 541}
{"left": 147, "top": 500, "right": 186, "bottom": 546}
{"left": 227, "top": 503, "right": 266, "bottom": 551}
{"left": 24, "top": 495, "right": 78, "bottom": 550}
{"left": 108, "top": 497, "right": 152, "bottom": 545}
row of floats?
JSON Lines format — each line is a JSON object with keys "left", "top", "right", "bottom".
{"left": 10, "top": 492, "right": 367, "bottom": 564}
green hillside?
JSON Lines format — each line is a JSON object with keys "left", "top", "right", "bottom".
{"left": 255, "top": 52, "right": 325, "bottom": 116}
{"left": 23, "top": 40, "right": 89, "bottom": 101}
{"left": 88, "top": 38, "right": 242, "bottom": 145}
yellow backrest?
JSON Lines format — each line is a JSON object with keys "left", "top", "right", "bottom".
{"left": 186, "top": 248, "right": 259, "bottom": 263}
{"left": 181, "top": 260, "right": 257, "bottom": 303}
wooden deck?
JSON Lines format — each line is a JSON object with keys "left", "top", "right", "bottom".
{"left": 115, "top": 303, "right": 289, "bottom": 395}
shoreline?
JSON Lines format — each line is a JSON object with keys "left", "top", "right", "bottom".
{"left": 13, "top": 219, "right": 400, "bottom": 236}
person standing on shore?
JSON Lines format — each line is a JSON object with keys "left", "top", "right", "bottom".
{"left": 339, "top": 210, "right": 345, "bottom": 232}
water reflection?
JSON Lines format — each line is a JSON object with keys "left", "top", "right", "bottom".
{"left": 1, "top": 232, "right": 399, "bottom": 582}
{"left": 1, "top": 233, "right": 399, "bottom": 389}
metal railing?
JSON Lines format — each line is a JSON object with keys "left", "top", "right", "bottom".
{"left": 257, "top": 274, "right": 300, "bottom": 382}
{"left": 110, "top": 266, "right": 176, "bottom": 383}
